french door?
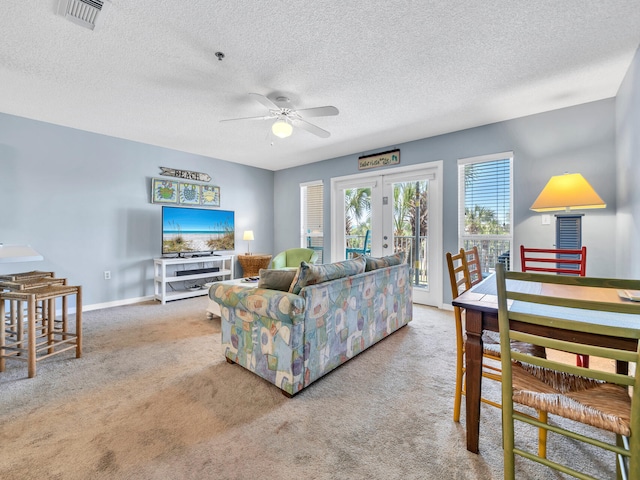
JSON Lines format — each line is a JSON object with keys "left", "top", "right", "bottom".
{"left": 331, "top": 162, "right": 442, "bottom": 306}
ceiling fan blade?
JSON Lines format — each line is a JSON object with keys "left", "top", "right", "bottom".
{"left": 296, "top": 106, "right": 339, "bottom": 118}
{"left": 249, "top": 93, "right": 280, "bottom": 111}
{"left": 291, "top": 118, "right": 331, "bottom": 138}
{"left": 220, "top": 114, "right": 274, "bottom": 123}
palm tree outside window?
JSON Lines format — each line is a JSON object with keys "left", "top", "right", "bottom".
{"left": 458, "top": 152, "right": 513, "bottom": 275}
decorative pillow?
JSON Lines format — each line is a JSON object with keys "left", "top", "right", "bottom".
{"left": 289, "top": 257, "right": 366, "bottom": 295}
{"left": 364, "top": 251, "right": 406, "bottom": 272}
{"left": 257, "top": 268, "right": 298, "bottom": 292}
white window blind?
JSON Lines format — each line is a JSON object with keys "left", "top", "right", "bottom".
{"left": 458, "top": 152, "right": 513, "bottom": 273}
{"left": 301, "top": 181, "right": 324, "bottom": 263}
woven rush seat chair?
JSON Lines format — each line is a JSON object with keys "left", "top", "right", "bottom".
{"left": 446, "top": 247, "right": 548, "bottom": 457}
{"left": 0, "top": 284, "right": 82, "bottom": 378}
{"left": 495, "top": 264, "right": 640, "bottom": 479}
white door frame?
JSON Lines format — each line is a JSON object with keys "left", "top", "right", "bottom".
{"left": 330, "top": 161, "right": 443, "bottom": 307}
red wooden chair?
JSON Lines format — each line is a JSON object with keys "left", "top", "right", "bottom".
{"left": 520, "top": 245, "right": 587, "bottom": 276}
{"left": 520, "top": 245, "right": 589, "bottom": 366}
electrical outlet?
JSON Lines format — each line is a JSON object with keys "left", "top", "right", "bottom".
{"left": 104, "top": 271, "right": 111, "bottom": 280}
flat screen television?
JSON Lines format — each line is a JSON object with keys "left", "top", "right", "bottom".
{"left": 162, "top": 206, "right": 234, "bottom": 256}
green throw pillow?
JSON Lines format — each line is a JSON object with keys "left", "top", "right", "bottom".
{"left": 257, "top": 268, "right": 298, "bottom": 291}
{"left": 289, "top": 257, "right": 366, "bottom": 295}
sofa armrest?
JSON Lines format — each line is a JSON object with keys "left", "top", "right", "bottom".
{"left": 209, "top": 283, "right": 305, "bottom": 323}
{"left": 210, "top": 282, "right": 307, "bottom": 396}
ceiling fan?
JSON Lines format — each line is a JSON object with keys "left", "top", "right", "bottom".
{"left": 221, "top": 93, "right": 339, "bottom": 138}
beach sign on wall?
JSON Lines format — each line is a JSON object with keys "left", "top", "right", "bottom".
{"left": 159, "top": 167, "right": 211, "bottom": 183}
{"left": 358, "top": 149, "right": 400, "bottom": 170}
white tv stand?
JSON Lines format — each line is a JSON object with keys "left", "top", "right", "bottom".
{"left": 154, "top": 255, "right": 235, "bottom": 304}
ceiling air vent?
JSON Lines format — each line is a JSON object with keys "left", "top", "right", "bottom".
{"left": 57, "top": 0, "right": 110, "bottom": 30}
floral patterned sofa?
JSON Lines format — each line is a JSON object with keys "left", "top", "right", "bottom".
{"left": 209, "top": 255, "right": 413, "bottom": 396}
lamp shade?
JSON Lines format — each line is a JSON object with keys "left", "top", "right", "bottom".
{"left": 0, "top": 244, "right": 43, "bottom": 263}
{"left": 272, "top": 119, "right": 293, "bottom": 138}
{"left": 243, "top": 230, "right": 254, "bottom": 241}
{"left": 530, "top": 173, "right": 606, "bottom": 212}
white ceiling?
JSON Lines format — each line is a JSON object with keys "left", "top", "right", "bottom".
{"left": 2, "top": 1, "right": 640, "bottom": 171}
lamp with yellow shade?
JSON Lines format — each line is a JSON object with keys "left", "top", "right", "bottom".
{"left": 242, "top": 230, "right": 254, "bottom": 255}
{"left": 530, "top": 173, "right": 606, "bottom": 212}
{"left": 529, "top": 172, "right": 605, "bottom": 276}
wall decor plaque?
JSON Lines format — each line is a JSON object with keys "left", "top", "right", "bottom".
{"left": 151, "top": 178, "right": 220, "bottom": 207}
{"left": 358, "top": 149, "right": 400, "bottom": 170}
{"left": 179, "top": 182, "right": 201, "bottom": 205}
{"left": 152, "top": 179, "right": 178, "bottom": 203}
{"left": 159, "top": 167, "right": 211, "bottom": 183}
{"left": 201, "top": 185, "right": 221, "bottom": 207}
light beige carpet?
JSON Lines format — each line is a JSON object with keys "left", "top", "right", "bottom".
{"left": 0, "top": 298, "right": 616, "bottom": 479}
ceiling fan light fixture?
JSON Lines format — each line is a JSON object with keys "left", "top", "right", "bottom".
{"left": 272, "top": 119, "right": 293, "bottom": 138}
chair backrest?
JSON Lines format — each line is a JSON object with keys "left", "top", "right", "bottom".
{"left": 495, "top": 263, "right": 640, "bottom": 478}
{"left": 446, "top": 250, "right": 468, "bottom": 300}
{"left": 446, "top": 247, "right": 482, "bottom": 299}
{"left": 462, "top": 246, "right": 483, "bottom": 287}
{"left": 271, "top": 248, "right": 318, "bottom": 269}
{"left": 520, "top": 245, "right": 587, "bottom": 276}
{"left": 362, "top": 230, "right": 371, "bottom": 254}
{"left": 285, "top": 248, "right": 317, "bottom": 265}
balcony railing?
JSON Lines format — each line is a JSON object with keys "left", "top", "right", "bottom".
{"left": 307, "top": 234, "right": 510, "bottom": 288}
{"left": 348, "top": 234, "right": 429, "bottom": 287}
{"left": 462, "top": 238, "right": 511, "bottom": 275}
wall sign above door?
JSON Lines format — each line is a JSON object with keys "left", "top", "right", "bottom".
{"left": 358, "top": 149, "right": 400, "bottom": 170}
{"left": 159, "top": 167, "right": 211, "bottom": 183}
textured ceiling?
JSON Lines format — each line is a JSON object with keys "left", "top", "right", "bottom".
{"left": 2, "top": 1, "right": 640, "bottom": 171}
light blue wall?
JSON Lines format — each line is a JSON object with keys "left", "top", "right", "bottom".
{"left": 274, "top": 99, "right": 617, "bottom": 304}
{"left": 1, "top": 95, "right": 625, "bottom": 309}
{"left": 616, "top": 45, "right": 640, "bottom": 279}
{"left": 0, "top": 113, "right": 274, "bottom": 307}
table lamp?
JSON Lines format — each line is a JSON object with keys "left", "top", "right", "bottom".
{"left": 530, "top": 172, "right": 605, "bottom": 253}
{"left": 243, "top": 231, "right": 254, "bottom": 255}
{"left": 530, "top": 173, "right": 606, "bottom": 212}
{"left": 0, "top": 244, "right": 44, "bottom": 263}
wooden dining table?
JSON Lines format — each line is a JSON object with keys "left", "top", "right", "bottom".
{"left": 452, "top": 273, "right": 640, "bottom": 454}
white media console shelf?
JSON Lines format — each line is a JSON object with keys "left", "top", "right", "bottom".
{"left": 154, "top": 255, "right": 235, "bottom": 304}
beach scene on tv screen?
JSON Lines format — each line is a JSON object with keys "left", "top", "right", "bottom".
{"left": 163, "top": 207, "right": 234, "bottom": 253}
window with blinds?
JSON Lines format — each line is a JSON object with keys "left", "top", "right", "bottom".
{"left": 301, "top": 181, "right": 324, "bottom": 263}
{"left": 458, "top": 152, "right": 513, "bottom": 274}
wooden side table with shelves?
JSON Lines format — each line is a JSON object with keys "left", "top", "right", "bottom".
{"left": 153, "top": 255, "right": 234, "bottom": 304}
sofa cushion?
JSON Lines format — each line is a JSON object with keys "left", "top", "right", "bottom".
{"left": 257, "top": 268, "right": 298, "bottom": 291}
{"left": 289, "top": 256, "right": 366, "bottom": 294}
{"left": 364, "top": 251, "right": 406, "bottom": 271}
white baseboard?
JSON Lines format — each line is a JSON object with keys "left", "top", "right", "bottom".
{"left": 83, "top": 295, "right": 155, "bottom": 312}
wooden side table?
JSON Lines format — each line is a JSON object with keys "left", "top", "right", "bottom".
{"left": 237, "top": 254, "right": 272, "bottom": 277}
